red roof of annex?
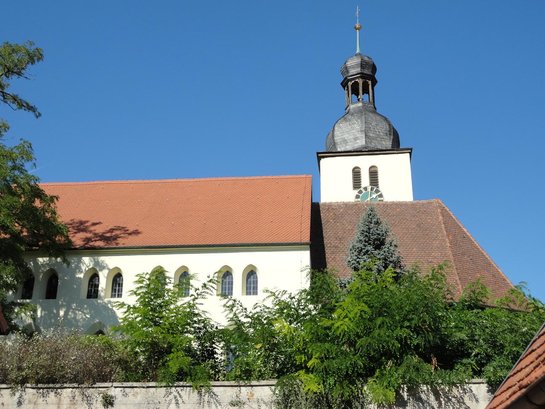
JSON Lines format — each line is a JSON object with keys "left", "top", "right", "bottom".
{"left": 486, "top": 323, "right": 545, "bottom": 409}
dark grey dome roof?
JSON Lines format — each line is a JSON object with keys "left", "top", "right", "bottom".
{"left": 326, "top": 49, "right": 400, "bottom": 152}
{"left": 326, "top": 101, "right": 400, "bottom": 152}
{"left": 341, "top": 53, "right": 376, "bottom": 80}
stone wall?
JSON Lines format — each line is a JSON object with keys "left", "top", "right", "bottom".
{"left": 0, "top": 380, "right": 491, "bottom": 409}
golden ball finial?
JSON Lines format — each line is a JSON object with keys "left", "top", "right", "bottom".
{"left": 355, "top": 23, "right": 362, "bottom": 31}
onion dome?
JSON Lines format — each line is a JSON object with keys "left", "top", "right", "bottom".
{"left": 341, "top": 53, "right": 377, "bottom": 83}
{"left": 325, "top": 17, "right": 400, "bottom": 152}
{"left": 326, "top": 101, "right": 399, "bottom": 151}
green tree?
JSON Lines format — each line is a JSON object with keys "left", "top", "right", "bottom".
{"left": 346, "top": 206, "right": 403, "bottom": 274}
{"left": 278, "top": 265, "right": 457, "bottom": 407}
{"left": 222, "top": 263, "right": 545, "bottom": 407}
{"left": 445, "top": 282, "right": 545, "bottom": 389}
{"left": 115, "top": 267, "right": 221, "bottom": 385}
{"left": 0, "top": 41, "right": 70, "bottom": 329}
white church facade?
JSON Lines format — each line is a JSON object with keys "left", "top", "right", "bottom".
{"left": 12, "top": 24, "right": 514, "bottom": 334}
{"left": 24, "top": 176, "right": 312, "bottom": 331}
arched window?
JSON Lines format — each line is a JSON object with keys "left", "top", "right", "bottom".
{"left": 151, "top": 266, "right": 167, "bottom": 286}
{"left": 179, "top": 271, "right": 190, "bottom": 297}
{"left": 369, "top": 166, "right": 379, "bottom": 188}
{"left": 111, "top": 273, "right": 123, "bottom": 298}
{"left": 352, "top": 167, "right": 362, "bottom": 189}
{"left": 45, "top": 273, "right": 58, "bottom": 299}
{"left": 220, "top": 272, "right": 233, "bottom": 296}
{"left": 21, "top": 276, "right": 35, "bottom": 300}
{"left": 245, "top": 271, "right": 258, "bottom": 296}
{"left": 86, "top": 273, "right": 99, "bottom": 299}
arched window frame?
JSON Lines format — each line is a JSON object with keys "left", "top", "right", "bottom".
{"left": 87, "top": 273, "right": 100, "bottom": 299}
{"left": 104, "top": 267, "right": 123, "bottom": 299}
{"left": 174, "top": 266, "right": 190, "bottom": 297}
{"left": 110, "top": 272, "right": 123, "bottom": 298}
{"left": 217, "top": 268, "right": 233, "bottom": 297}
{"left": 151, "top": 266, "right": 167, "bottom": 281}
{"left": 45, "top": 270, "right": 59, "bottom": 300}
{"left": 81, "top": 268, "right": 100, "bottom": 299}
{"left": 242, "top": 265, "right": 259, "bottom": 296}
{"left": 179, "top": 271, "right": 190, "bottom": 297}
{"left": 352, "top": 166, "right": 362, "bottom": 190}
{"left": 245, "top": 271, "right": 258, "bottom": 296}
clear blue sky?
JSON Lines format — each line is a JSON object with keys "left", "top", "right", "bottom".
{"left": 3, "top": 1, "right": 545, "bottom": 301}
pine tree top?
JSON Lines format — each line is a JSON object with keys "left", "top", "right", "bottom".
{"left": 346, "top": 206, "right": 403, "bottom": 274}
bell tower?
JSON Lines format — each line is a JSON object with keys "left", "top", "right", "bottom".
{"left": 318, "top": 10, "right": 413, "bottom": 203}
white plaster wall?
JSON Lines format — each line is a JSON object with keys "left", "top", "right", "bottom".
{"left": 22, "top": 245, "right": 310, "bottom": 332}
{"left": 320, "top": 152, "right": 413, "bottom": 202}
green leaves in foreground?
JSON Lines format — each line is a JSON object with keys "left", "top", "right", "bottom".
{"left": 0, "top": 41, "right": 70, "bottom": 329}
{"left": 0, "top": 41, "right": 44, "bottom": 118}
{"left": 115, "top": 267, "right": 221, "bottom": 385}
{"left": 222, "top": 264, "right": 545, "bottom": 407}
{"left": 5, "top": 263, "right": 541, "bottom": 407}
{"left": 290, "top": 265, "right": 459, "bottom": 406}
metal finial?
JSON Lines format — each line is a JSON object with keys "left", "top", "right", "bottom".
{"left": 355, "top": 6, "right": 362, "bottom": 54}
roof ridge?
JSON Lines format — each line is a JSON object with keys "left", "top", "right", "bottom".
{"left": 437, "top": 199, "right": 513, "bottom": 295}
{"left": 41, "top": 174, "right": 313, "bottom": 187}
{"left": 317, "top": 199, "right": 441, "bottom": 206}
{"left": 434, "top": 199, "right": 464, "bottom": 296}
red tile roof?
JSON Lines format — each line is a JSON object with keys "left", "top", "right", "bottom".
{"left": 486, "top": 323, "right": 545, "bottom": 409}
{"left": 42, "top": 175, "right": 312, "bottom": 248}
{"left": 311, "top": 200, "right": 514, "bottom": 300}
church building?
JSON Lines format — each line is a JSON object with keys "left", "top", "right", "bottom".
{"left": 17, "top": 22, "right": 513, "bottom": 334}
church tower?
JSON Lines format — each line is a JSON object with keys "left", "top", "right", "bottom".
{"left": 318, "top": 13, "right": 413, "bottom": 203}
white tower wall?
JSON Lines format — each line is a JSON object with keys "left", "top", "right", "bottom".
{"left": 319, "top": 150, "right": 413, "bottom": 203}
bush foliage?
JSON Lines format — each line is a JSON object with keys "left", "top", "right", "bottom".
{"left": 0, "top": 332, "right": 127, "bottom": 386}
{"left": 1, "top": 264, "right": 543, "bottom": 406}
{"left": 223, "top": 264, "right": 545, "bottom": 406}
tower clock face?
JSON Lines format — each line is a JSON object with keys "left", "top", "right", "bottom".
{"left": 355, "top": 186, "right": 384, "bottom": 202}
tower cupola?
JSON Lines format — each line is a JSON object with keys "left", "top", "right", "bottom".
{"left": 341, "top": 53, "right": 377, "bottom": 108}
{"left": 326, "top": 14, "right": 400, "bottom": 153}
{"left": 318, "top": 9, "right": 413, "bottom": 203}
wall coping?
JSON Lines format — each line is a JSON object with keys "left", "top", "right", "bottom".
{"left": 0, "top": 379, "right": 487, "bottom": 389}
{"left": 0, "top": 380, "right": 278, "bottom": 390}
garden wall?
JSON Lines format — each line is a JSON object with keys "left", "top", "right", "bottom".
{"left": 0, "top": 380, "right": 491, "bottom": 409}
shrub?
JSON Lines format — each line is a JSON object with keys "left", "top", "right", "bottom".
{"left": 0, "top": 331, "right": 128, "bottom": 386}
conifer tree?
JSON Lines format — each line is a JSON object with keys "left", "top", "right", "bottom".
{"left": 347, "top": 206, "right": 403, "bottom": 274}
